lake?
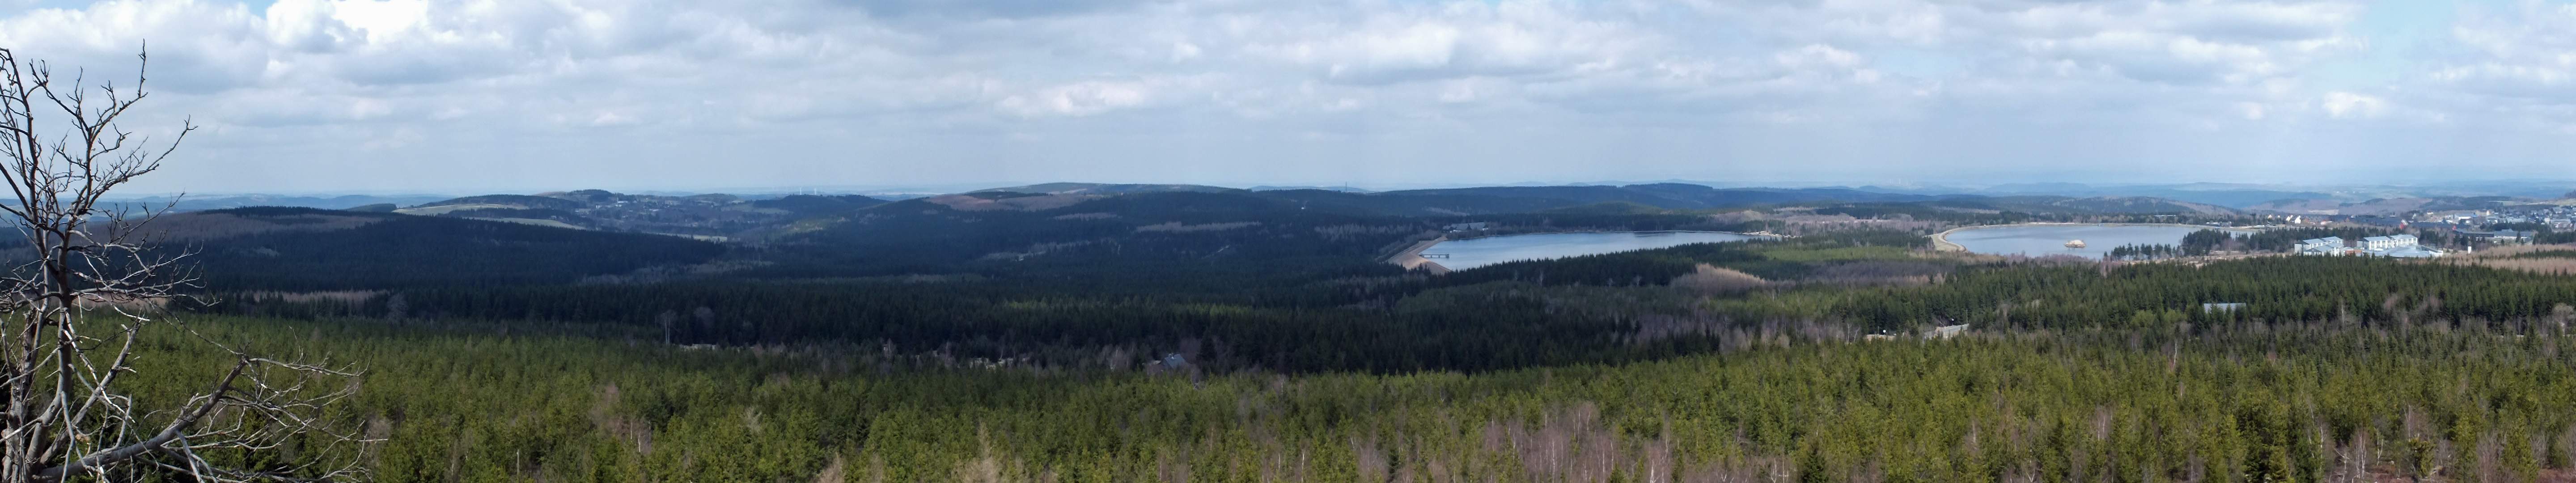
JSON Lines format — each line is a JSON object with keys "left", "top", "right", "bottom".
{"left": 1942, "top": 224, "right": 2252, "bottom": 258}
{"left": 1423, "top": 231, "right": 1766, "bottom": 271}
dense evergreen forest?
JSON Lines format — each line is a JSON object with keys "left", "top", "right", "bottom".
{"left": 123, "top": 315, "right": 2576, "bottom": 482}
{"left": 148, "top": 208, "right": 728, "bottom": 290}
{"left": 185, "top": 221, "right": 2576, "bottom": 378}
{"left": 114, "top": 190, "right": 2576, "bottom": 481}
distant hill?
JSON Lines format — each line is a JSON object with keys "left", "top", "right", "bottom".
{"left": 1849, "top": 182, "right": 2576, "bottom": 209}
{"left": 1974, "top": 196, "right": 2239, "bottom": 216}
{"left": 103, "top": 194, "right": 454, "bottom": 212}
{"left": 756, "top": 184, "right": 1957, "bottom": 278}
{"left": 1539, "top": 201, "right": 1672, "bottom": 216}
{"left": 407, "top": 194, "right": 587, "bottom": 212}
{"left": 2248, "top": 196, "right": 2533, "bottom": 216}
{"left": 1247, "top": 185, "right": 1371, "bottom": 193}
{"left": 1253, "top": 183, "right": 1938, "bottom": 216}
{"left": 146, "top": 183, "right": 2262, "bottom": 290}
{"left": 748, "top": 194, "right": 887, "bottom": 216}
{"left": 762, "top": 191, "right": 1414, "bottom": 278}
{"left": 970, "top": 183, "right": 1243, "bottom": 195}
{"left": 152, "top": 208, "right": 726, "bottom": 290}
{"left": 397, "top": 190, "right": 886, "bottom": 239}
{"left": 1848, "top": 182, "right": 2353, "bottom": 208}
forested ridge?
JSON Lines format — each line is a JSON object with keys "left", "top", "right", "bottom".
{"left": 150, "top": 207, "right": 728, "bottom": 290}
{"left": 112, "top": 190, "right": 2576, "bottom": 481}
{"left": 27, "top": 27, "right": 2576, "bottom": 482}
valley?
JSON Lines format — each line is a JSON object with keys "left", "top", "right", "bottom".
{"left": 13, "top": 5, "right": 2576, "bottom": 480}
{"left": 111, "top": 181, "right": 2576, "bottom": 482}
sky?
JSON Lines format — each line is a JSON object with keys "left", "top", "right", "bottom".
{"left": 2, "top": 0, "right": 2574, "bottom": 195}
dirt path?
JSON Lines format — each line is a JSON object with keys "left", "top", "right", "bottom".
{"left": 1929, "top": 227, "right": 1970, "bottom": 252}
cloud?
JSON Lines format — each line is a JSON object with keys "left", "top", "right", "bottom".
{"left": 0, "top": 0, "right": 2568, "bottom": 193}
{"left": 998, "top": 80, "right": 1154, "bottom": 117}
{"left": 2320, "top": 91, "right": 2384, "bottom": 119}
{"left": 836, "top": 0, "right": 1161, "bottom": 20}
{"left": 1243, "top": 2, "right": 1654, "bottom": 86}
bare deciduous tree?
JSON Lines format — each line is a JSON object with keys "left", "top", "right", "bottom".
{"left": 0, "top": 47, "right": 367, "bottom": 481}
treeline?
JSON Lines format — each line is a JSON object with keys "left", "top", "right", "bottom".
{"left": 182, "top": 220, "right": 2576, "bottom": 376}
{"left": 2109, "top": 243, "right": 2180, "bottom": 260}
{"left": 130, "top": 316, "right": 2576, "bottom": 482}
{"left": 190, "top": 280, "right": 1716, "bottom": 373}
{"left": 1726, "top": 255, "right": 2576, "bottom": 332}
{"left": 186, "top": 231, "right": 1933, "bottom": 373}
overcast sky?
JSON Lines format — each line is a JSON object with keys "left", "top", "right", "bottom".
{"left": 2, "top": 0, "right": 2573, "bottom": 195}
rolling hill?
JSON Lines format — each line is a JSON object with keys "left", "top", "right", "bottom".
{"left": 969, "top": 182, "right": 1243, "bottom": 195}
{"left": 395, "top": 190, "right": 888, "bottom": 239}
{"left": 149, "top": 207, "right": 727, "bottom": 290}
{"left": 2247, "top": 196, "right": 2532, "bottom": 216}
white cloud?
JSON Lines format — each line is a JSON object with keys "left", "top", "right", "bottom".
{"left": 0, "top": 0, "right": 2567, "bottom": 193}
{"left": 2320, "top": 91, "right": 2384, "bottom": 119}
{"left": 998, "top": 80, "right": 1153, "bottom": 117}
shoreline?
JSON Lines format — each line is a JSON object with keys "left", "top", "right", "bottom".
{"left": 1930, "top": 223, "right": 2258, "bottom": 253}
{"left": 1387, "top": 230, "right": 1777, "bottom": 273}
{"left": 1385, "top": 237, "right": 1452, "bottom": 275}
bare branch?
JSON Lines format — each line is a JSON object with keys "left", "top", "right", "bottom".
{"left": 0, "top": 45, "right": 366, "bottom": 481}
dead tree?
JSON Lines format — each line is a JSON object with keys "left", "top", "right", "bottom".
{"left": 0, "top": 47, "right": 367, "bottom": 481}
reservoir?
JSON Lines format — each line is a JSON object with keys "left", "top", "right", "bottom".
{"left": 1424, "top": 231, "right": 1765, "bottom": 271}
{"left": 1942, "top": 224, "right": 2252, "bottom": 258}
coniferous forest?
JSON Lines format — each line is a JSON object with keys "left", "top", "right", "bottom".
{"left": 13, "top": 11, "right": 2576, "bottom": 482}
{"left": 84, "top": 192, "right": 2576, "bottom": 482}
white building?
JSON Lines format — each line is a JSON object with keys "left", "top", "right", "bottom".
{"left": 2296, "top": 237, "right": 2344, "bottom": 254}
{"left": 2362, "top": 234, "right": 2418, "bottom": 251}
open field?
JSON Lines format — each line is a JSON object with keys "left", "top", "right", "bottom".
{"left": 2440, "top": 243, "right": 2576, "bottom": 275}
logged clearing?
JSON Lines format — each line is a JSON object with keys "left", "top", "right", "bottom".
{"left": 2442, "top": 243, "right": 2576, "bottom": 275}
{"left": 469, "top": 217, "right": 587, "bottom": 230}
{"left": 925, "top": 194, "right": 1099, "bottom": 212}
{"left": 140, "top": 211, "right": 385, "bottom": 240}
{"left": 1671, "top": 264, "right": 1770, "bottom": 294}
{"left": 1134, "top": 221, "right": 1260, "bottom": 233}
{"left": 395, "top": 203, "right": 526, "bottom": 216}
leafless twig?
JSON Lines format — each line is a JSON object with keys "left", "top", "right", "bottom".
{"left": 0, "top": 46, "right": 367, "bottom": 482}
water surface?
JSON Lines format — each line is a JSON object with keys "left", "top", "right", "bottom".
{"left": 1944, "top": 225, "right": 2251, "bottom": 258}
{"left": 1425, "top": 231, "right": 1764, "bottom": 271}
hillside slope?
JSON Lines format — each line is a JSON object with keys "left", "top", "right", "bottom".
{"left": 156, "top": 208, "right": 726, "bottom": 290}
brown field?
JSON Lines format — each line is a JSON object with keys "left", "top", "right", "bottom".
{"left": 2441, "top": 243, "right": 2576, "bottom": 275}
{"left": 1670, "top": 264, "right": 1769, "bottom": 295}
